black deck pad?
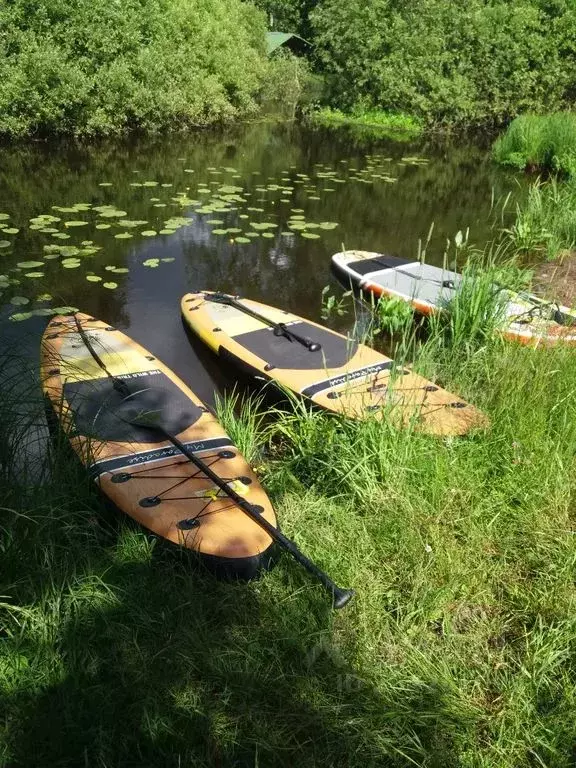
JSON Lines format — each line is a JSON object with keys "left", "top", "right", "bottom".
{"left": 62, "top": 371, "right": 203, "bottom": 443}
{"left": 232, "top": 322, "right": 358, "bottom": 371}
{"left": 346, "top": 254, "right": 411, "bottom": 276}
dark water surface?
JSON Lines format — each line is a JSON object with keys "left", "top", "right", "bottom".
{"left": 0, "top": 122, "right": 517, "bottom": 405}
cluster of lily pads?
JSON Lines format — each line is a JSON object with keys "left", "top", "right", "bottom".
{"left": 0, "top": 152, "right": 430, "bottom": 321}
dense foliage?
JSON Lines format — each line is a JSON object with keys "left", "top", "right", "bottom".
{"left": 310, "top": 0, "right": 576, "bottom": 126}
{"left": 0, "top": 0, "right": 267, "bottom": 138}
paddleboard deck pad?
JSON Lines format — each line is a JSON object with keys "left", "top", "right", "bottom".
{"left": 181, "top": 292, "right": 488, "bottom": 436}
{"left": 41, "top": 313, "right": 276, "bottom": 579}
{"left": 332, "top": 250, "right": 576, "bottom": 346}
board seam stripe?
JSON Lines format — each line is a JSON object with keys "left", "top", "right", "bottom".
{"left": 89, "top": 436, "right": 233, "bottom": 478}
{"left": 300, "top": 361, "right": 395, "bottom": 398}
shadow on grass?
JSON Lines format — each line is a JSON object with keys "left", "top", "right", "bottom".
{"left": 1, "top": 490, "right": 467, "bottom": 768}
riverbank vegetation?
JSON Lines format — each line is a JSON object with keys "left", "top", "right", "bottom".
{"left": 2, "top": 281, "right": 575, "bottom": 765}
{"left": 3, "top": 0, "right": 576, "bottom": 137}
{"left": 308, "top": 0, "right": 576, "bottom": 128}
{"left": 0, "top": 0, "right": 268, "bottom": 138}
{"left": 493, "top": 114, "right": 576, "bottom": 176}
{"left": 309, "top": 108, "right": 423, "bottom": 139}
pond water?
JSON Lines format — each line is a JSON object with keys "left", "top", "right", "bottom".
{"left": 0, "top": 121, "right": 519, "bottom": 405}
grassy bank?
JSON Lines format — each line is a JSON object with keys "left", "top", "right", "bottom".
{"left": 1, "top": 295, "right": 575, "bottom": 766}
{"left": 503, "top": 177, "right": 576, "bottom": 260}
{"left": 308, "top": 108, "right": 423, "bottom": 139}
{"left": 493, "top": 114, "right": 576, "bottom": 176}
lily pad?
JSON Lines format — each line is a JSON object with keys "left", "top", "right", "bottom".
{"left": 3, "top": 228, "right": 19, "bottom": 235}
{"left": 64, "top": 221, "right": 89, "bottom": 228}
{"left": 99, "top": 209, "right": 128, "bottom": 218}
{"left": 0, "top": 240, "right": 11, "bottom": 248}
{"left": 211, "top": 229, "right": 228, "bottom": 235}
{"left": 86, "top": 275, "right": 102, "bottom": 282}
{"left": 17, "top": 261, "right": 43, "bottom": 269}
{"left": 207, "top": 219, "right": 224, "bottom": 225}
{"left": 0, "top": 214, "right": 10, "bottom": 221}
{"left": 95, "top": 224, "right": 111, "bottom": 230}
{"left": 301, "top": 232, "right": 321, "bottom": 239}
{"left": 143, "top": 259, "right": 160, "bottom": 268}
{"left": 261, "top": 232, "right": 275, "bottom": 239}
{"left": 10, "top": 296, "right": 29, "bottom": 305}
{"left": 159, "top": 229, "right": 176, "bottom": 235}
{"left": 141, "top": 230, "right": 157, "bottom": 237}
{"left": 25, "top": 272, "right": 44, "bottom": 278}
{"left": 234, "top": 237, "right": 251, "bottom": 244}
{"left": 36, "top": 294, "right": 53, "bottom": 301}
{"left": 99, "top": 182, "right": 113, "bottom": 187}
{"left": 114, "top": 233, "right": 133, "bottom": 240}
{"left": 319, "top": 222, "right": 339, "bottom": 230}
{"left": 161, "top": 258, "right": 175, "bottom": 263}
{"left": 103, "top": 282, "right": 118, "bottom": 289}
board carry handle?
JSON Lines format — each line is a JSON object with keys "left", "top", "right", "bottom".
{"left": 203, "top": 292, "right": 322, "bottom": 352}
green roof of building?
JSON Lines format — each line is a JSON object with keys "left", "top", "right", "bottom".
{"left": 266, "top": 32, "right": 310, "bottom": 55}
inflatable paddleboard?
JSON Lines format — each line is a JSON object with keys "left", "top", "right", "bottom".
{"left": 332, "top": 250, "right": 576, "bottom": 346}
{"left": 41, "top": 312, "right": 276, "bottom": 579}
{"left": 181, "top": 291, "right": 488, "bottom": 436}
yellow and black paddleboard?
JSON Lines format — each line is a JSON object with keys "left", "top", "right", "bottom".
{"left": 41, "top": 312, "right": 276, "bottom": 579}
{"left": 181, "top": 292, "right": 488, "bottom": 436}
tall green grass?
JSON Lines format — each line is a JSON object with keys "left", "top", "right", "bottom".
{"left": 2, "top": 316, "right": 576, "bottom": 766}
{"left": 493, "top": 113, "right": 576, "bottom": 176}
{"left": 503, "top": 177, "right": 576, "bottom": 259}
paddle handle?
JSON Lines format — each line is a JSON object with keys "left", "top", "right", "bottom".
{"left": 167, "top": 431, "right": 354, "bottom": 609}
{"left": 205, "top": 293, "right": 322, "bottom": 352}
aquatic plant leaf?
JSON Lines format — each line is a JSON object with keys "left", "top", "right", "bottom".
{"left": 143, "top": 259, "right": 160, "bottom": 268}
{"left": 141, "top": 230, "right": 157, "bottom": 237}
{"left": 36, "top": 294, "right": 53, "bottom": 301}
{"left": 17, "top": 261, "right": 43, "bottom": 269}
{"left": 0, "top": 240, "right": 10, "bottom": 248}
{"left": 319, "top": 222, "right": 339, "bottom": 230}
{"left": 24, "top": 272, "right": 44, "bottom": 278}
{"left": 95, "top": 224, "right": 111, "bottom": 230}
{"left": 301, "top": 232, "right": 321, "bottom": 239}
{"left": 160, "top": 258, "right": 175, "bottom": 263}
{"left": 159, "top": 229, "right": 176, "bottom": 235}
{"left": 103, "top": 282, "right": 118, "bottom": 289}
{"left": 51, "top": 233, "right": 71, "bottom": 239}
{"left": 3, "top": 228, "right": 19, "bottom": 234}
{"left": 39, "top": 227, "right": 59, "bottom": 234}
{"left": 10, "top": 296, "right": 29, "bottom": 305}
{"left": 86, "top": 275, "right": 102, "bottom": 282}
{"left": 207, "top": 219, "right": 224, "bottom": 225}
{"left": 261, "top": 232, "right": 275, "bottom": 239}
{"left": 234, "top": 237, "right": 251, "bottom": 243}
{"left": 99, "top": 210, "right": 128, "bottom": 218}
{"left": 99, "top": 182, "right": 113, "bottom": 187}
{"left": 0, "top": 214, "right": 10, "bottom": 221}
{"left": 114, "top": 233, "right": 133, "bottom": 239}
{"left": 211, "top": 229, "right": 228, "bottom": 235}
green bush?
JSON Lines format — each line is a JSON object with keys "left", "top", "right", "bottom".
{"left": 310, "top": 0, "right": 576, "bottom": 127}
{"left": 493, "top": 113, "right": 576, "bottom": 176}
{"left": 0, "top": 0, "right": 268, "bottom": 138}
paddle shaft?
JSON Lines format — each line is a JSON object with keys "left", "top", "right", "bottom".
{"left": 139, "top": 425, "right": 354, "bottom": 609}
{"left": 204, "top": 293, "right": 322, "bottom": 352}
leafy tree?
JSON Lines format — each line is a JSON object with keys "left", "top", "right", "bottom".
{"left": 310, "top": 0, "right": 576, "bottom": 126}
{"left": 0, "top": 0, "right": 268, "bottom": 137}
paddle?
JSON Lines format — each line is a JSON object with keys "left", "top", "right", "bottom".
{"left": 367, "top": 258, "right": 458, "bottom": 290}
{"left": 69, "top": 314, "right": 353, "bottom": 608}
{"left": 122, "top": 405, "right": 354, "bottom": 609}
{"left": 203, "top": 292, "right": 322, "bottom": 352}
